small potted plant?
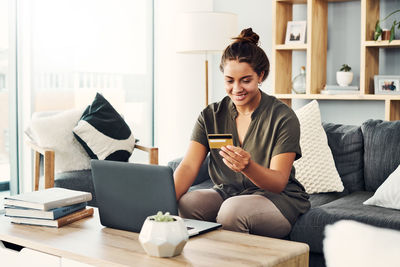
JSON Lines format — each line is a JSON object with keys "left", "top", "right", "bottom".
{"left": 374, "top": 9, "right": 400, "bottom": 43}
{"left": 336, "top": 64, "right": 353, "bottom": 87}
{"left": 139, "top": 211, "right": 189, "bottom": 257}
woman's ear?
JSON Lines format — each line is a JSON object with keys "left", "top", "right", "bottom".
{"left": 258, "top": 71, "right": 265, "bottom": 83}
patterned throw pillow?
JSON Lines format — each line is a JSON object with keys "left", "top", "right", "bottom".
{"left": 73, "top": 93, "right": 135, "bottom": 161}
{"left": 293, "top": 100, "right": 344, "bottom": 194}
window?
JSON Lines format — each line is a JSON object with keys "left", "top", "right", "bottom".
{"left": 17, "top": 0, "right": 153, "bottom": 192}
{"left": 0, "top": 0, "right": 14, "bottom": 202}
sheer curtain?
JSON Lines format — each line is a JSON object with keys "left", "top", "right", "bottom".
{"left": 17, "top": 0, "right": 153, "bottom": 192}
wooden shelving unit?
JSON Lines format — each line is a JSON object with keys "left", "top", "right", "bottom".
{"left": 271, "top": 0, "right": 400, "bottom": 121}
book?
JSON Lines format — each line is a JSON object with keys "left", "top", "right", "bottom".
{"left": 320, "top": 89, "right": 360, "bottom": 95}
{"left": 9, "top": 207, "right": 94, "bottom": 227}
{"left": 4, "top": 188, "right": 92, "bottom": 211}
{"left": 5, "top": 202, "right": 87, "bottom": 220}
{"left": 324, "top": 85, "right": 359, "bottom": 91}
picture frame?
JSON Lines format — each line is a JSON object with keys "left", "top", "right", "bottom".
{"left": 374, "top": 75, "right": 400, "bottom": 95}
{"left": 285, "top": 21, "right": 307, "bottom": 44}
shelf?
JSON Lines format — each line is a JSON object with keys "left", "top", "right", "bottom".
{"left": 275, "top": 44, "right": 307, "bottom": 51}
{"left": 273, "top": 93, "right": 400, "bottom": 101}
{"left": 363, "top": 40, "right": 400, "bottom": 48}
{"left": 276, "top": 0, "right": 358, "bottom": 3}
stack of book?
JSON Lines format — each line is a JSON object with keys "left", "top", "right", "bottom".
{"left": 320, "top": 85, "right": 360, "bottom": 95}
{"left": 3, "top": 188, "right": 93, "bottom": 227}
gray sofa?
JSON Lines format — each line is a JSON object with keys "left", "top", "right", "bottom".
{"left": 167, "top": 119, "right": 400, "bottom": 267}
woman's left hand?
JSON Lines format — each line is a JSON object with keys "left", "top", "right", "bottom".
{"left": 219, "top": 145, "right": 251, "bottom": 173}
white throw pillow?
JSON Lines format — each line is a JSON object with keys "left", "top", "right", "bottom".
{"left": 324, "top": 220, "right": 400, "bottom": 267}
{"left": 293, "top": 100, "right": 344, "bottom": 194}
{"left": 363, "top": 164, "right": 400, "bottom": 210}
{"left": 29, "top": 109, "right": 91, "bottom": 173}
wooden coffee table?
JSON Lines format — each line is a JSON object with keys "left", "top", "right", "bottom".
{"left": 0, "top": 208, "right": 309, "bottom": 266}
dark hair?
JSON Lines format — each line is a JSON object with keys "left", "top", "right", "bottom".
{"left": 219, "top": 28, "right": 270, "bottom": 82}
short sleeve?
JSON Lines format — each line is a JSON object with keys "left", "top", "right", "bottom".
{"left": 190, "top": 113, "right": 209, "bottom": 149}
{"left": 271, "top": 111, "right": 302, "bottom": 160}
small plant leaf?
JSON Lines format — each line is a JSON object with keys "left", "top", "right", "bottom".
{"left": 340, "top": 64, "right": 351, "bottom": 72}
{"left": 374, "top": 21, "right": 382, "bottom": 41}
{"left": 390, "top": 25, "right": 395, "bottom": 43}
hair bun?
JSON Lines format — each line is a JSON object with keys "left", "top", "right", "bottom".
{"left": 233, "top": 28, "right": 259, "bottom": 45}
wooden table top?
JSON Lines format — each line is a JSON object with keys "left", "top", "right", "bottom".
{"left": 0, "top": 208, "right": 309, "bottom": 266}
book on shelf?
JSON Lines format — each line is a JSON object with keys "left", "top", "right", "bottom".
{"left": 321, "top": 89, "right": 360, "bottom": 95}
{"left": 5, "top": 202, "right": 87, "bottom": 220}
{"left": 324, "top": 85, "right": 359, "bottom": 91}
{"left": 3, "top": 188, "right": 92, "bottom": 211}
{"left": 9, "top": 207, "right": 94, "bottom": 228}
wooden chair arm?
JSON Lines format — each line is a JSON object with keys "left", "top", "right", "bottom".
{"left": 134, "top": 144, "right": 159, "bottom": 165}
{"left": 25, "top": 138, "right": 55, "bottom": 191}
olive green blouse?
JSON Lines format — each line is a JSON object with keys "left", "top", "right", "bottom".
{"left": 190, "top": 90, "right": 310, "bottom": 226}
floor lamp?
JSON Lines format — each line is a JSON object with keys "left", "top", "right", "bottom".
{"left": 176, "top": 12, "right": 238, "bottom": 107}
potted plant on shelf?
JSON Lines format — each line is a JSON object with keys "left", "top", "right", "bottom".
{"left": 139, "top": 211, "right": 189, "bottom": 257}
{"left": 374, "top": 9, "right": 400, "bottom": 43}
{"left": 336, "top": 64, "right": 353, "bottom": 87}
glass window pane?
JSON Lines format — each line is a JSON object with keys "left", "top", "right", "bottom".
{"left": 0, "top": 0, "right": 11, "bottom": 204}
{"left": 20, "top": 0, "right": 152, "bottom": 187}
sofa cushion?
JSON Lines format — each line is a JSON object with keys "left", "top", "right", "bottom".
{"left": 323, "top": 123, "right": 364, "bottom": 193}
{"left": 361, "top": 120, "right": 400, "bottom": 191}
{"left": 290, "top": 191, "right": 400, "bottom": 253}
{"left": 168, "top": 155, "right": 211, "bottom": 186}
{"left": 309, "top": 192, "right": 345, "bottom": 208}
{"left": 54, "top": 170, "right": 97, "bottom": 207}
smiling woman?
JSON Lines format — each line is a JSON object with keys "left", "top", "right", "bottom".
{"left": 173, "top": 28, "right": 310, "bottom": 239}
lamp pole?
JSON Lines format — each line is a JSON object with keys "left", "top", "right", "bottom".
{"left": 205, "top": 58, "right": 209, "bottom": 107}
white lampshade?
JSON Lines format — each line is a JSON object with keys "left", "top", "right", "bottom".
{"left": 176, "top": 12, "right": 238, "bottom": 54}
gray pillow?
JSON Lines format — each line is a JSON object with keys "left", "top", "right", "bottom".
{"left": 361, "top": 119, "right": 400, "bottom": 191}
{"left": 323, "top": 123, "right": 364, "bottom": 193}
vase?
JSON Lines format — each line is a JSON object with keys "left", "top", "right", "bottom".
{"left": 336, "top": 71, "right": 353, "bottom": 86}
{"left": 292, "top": 66, "right": 306, "bottom": 94}
{"left": 139, "top": 215, "right": 189, "bottom": 257}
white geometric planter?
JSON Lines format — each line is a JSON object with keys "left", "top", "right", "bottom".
{"left": 139, "top": 216, "right": 189, "bottom": 257}
{"left": 336, "top": 71, "right": 353, "bottom": 86}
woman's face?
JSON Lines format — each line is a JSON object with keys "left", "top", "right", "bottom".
{"left": 223, "top": 60, "right": 263, "bottom": 107}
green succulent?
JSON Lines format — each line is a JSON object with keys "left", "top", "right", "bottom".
{"left": 339, "top": 64, "right": 351, "bottom": 72}
{"left": 374, "top": 9, "right": 400, "bottom": 43}
{"left": 151, "top": 211, "right": 175, "bottom": 222}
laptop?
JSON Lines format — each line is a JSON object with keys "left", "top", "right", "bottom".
{"left": 91, "top": 160, "right": 221, "bottom": 237}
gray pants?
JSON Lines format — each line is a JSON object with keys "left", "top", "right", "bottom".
{"left": 178, "top": 189, "right": 291, "bottom": 238}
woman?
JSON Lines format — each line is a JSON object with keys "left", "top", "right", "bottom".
{"left": 174, "top": 28, "right": 310, "bottom": 238}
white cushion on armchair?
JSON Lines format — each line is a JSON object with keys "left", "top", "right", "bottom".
{"left": 28, "top": 109, "right": 91, "bottom": 173}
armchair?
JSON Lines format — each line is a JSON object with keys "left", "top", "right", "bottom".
{"left": 26, "top": 136, "right": 158, "bottom": 191}
{"left": 24, "top": 106, "right": 158, "bottom": 207}
{"left": 26, "top": 134, "right": 158, "bottom": 207}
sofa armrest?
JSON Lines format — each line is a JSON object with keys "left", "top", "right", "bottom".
{"left": 168, "top": 155, "right": 211, "bottom": 186}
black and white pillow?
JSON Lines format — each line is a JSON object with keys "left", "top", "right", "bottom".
{"left": 73, "top": 93, "right": 135, "bottom": 162}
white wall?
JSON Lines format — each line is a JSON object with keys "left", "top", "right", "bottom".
{"left": 154, "top": 0, "right": 213, "bottom": 164}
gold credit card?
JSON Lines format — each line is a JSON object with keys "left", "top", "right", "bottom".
{"left": 208, "top": 134, "right": 233, "bottom": 149}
